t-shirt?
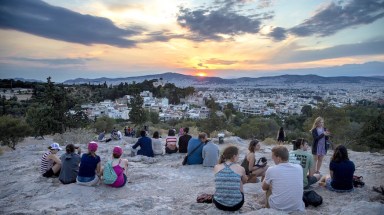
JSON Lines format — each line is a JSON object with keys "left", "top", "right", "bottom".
{"left": 165, "top": 136, "right": 178, "bottom": 150}
{"left": 59, "top": 153, "right": 81, "bottom": 184}
{"left": 264, "top": 163, "right": 305, "bottom": 212}
{"left": 178, "top": 134, "right": 192, "bottom": 153}
{"left": 202, "top": 142, "right": 219, "bottom": 167}
{"left": 330, "top": 160, "right": 355, "bottom": 190}
{"left": 40, "top": 151, "right": 53, "bottom": 174}
{"left": 78, "top": 154, "right": 101, "bottom": 178}
{"left": 151, "top": 138, "right": 163, "bottom": 155}
{"left": 186, "top": 138, "right": 204, "bottom": 165}
{"left": 289, "top": 149, "right": 314, "bottom": 187}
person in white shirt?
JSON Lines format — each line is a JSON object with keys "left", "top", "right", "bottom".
{"left": 262, "top": 146, "right": 305, "bottom": 212}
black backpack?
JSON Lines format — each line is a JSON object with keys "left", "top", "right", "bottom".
{"left": 303, "top": 190, "right": 323, "bottom": 207}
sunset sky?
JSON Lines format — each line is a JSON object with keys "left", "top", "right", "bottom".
{"left": 1, "top": 0, "right": 384, "bottom": 82}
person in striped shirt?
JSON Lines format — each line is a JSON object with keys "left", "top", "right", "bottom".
{"left": 40, "top": 142, "right": 62, "bottom": 178}
{"left": 165, "top": 129, "right": 178, "bottom": 154}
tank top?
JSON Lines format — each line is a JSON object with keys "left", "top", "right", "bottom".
{"left": 214, "top": 163, "right": 243, "bottom": 207}
{"left": 40, "top": 151, "right": 53, "bottom": 174}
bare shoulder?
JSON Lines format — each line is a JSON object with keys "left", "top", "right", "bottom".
{"left": 232, "top": 164, "right": 246, "bottom": 175}
{"left": 214, "top": 163, "right": 224, "bottom": 174}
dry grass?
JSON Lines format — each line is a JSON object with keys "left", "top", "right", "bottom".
{"left": 262, "top": 137, "right": 278, "bottom": 145}
{"left": 52, "top": 129, "right": 95, "bottom": 146}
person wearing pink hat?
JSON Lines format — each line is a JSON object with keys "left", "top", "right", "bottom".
{"left": 76, "top": 141, "right": 102, "bottom": 186}
{"left": 105, "top": 146, "right": 128, "bottom": 188}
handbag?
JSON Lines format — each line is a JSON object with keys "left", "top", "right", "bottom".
{"left": 103, "top": 160, "right": 118, "bottom": 185}
{"left": 196, "top": 193, "right": 213, "bottom": 203}
{"left": 303, "top": 190, "right": 323, "bottom": 207}
{"left": 182, "top": 142, "right": 204, "bottom": 165}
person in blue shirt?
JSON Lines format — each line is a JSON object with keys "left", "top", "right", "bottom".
{"left": 132, "top": 130, "right": 154, "bottom": 157}
{"left": 186, "top": 133, "right": 206, "bottom": 165}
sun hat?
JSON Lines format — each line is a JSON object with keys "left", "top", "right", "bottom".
{"left": 88, "top": 141, "right": 98, "bottom": 152}
{"left": 49, "top": 142, "right": 62, "bottom": 151}
{"left": 113, "top": 146, "right": 123, "bottom": 156}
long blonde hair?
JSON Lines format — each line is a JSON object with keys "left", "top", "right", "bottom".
{"left": 310, "top": 116, "right": 324, "bottom": 131}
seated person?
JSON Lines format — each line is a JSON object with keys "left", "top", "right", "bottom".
{"left": 178, "top": 127, "right": 192, "bottom": 153}
{"left": 201, "top": 134, "right": 219, "bottom": 167}
{"left": 289, "top": 138, "right": 320, "bottom": 189}
{"left": 186, "top": 135, "right": 204, "bottom": 165}
{"left": 107, "top": 146, "right": 128, "bottom": 188}
{"left": 132, "top": 130, "right": 154, "bottom": 157}
{"left": 40, "top": 142, "right": 62, "bottom": 178}
{"left": 98, "top": 131, "right": 106, "bottom": 141}
{"left": 262, "top": 146, "right": 305, "bottom": 212}
{"left": 241, "top": 140, "right": 268, "bottom": 183}
{"left": 151, "top": 131, "right": 163, "bottom": 156}
{"left": 165, "top": 129, "right": 178, "bottom": 154}
{"left": 59, "top": 144, "right": 81, "bottom": 184}
{"left": 77, "top": 141, "right": 101, "bottom": 186}
{"left": 213, "top": 146, "right": 247, "bottom": 211}
{"left": 319, "top": 145, "right": 355, "bottom": 192}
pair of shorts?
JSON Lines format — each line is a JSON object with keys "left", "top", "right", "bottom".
{"left": 325, "top": 178, "right": 354, "bottom": 192}
{"left": 42, "top": 168, "right": 60, "bottom": 178}
{"left": 213, "top": 193, "right": 244, "bottom": 211}
{"left": 76, "top": 176, "right": 99, "bottom": 186}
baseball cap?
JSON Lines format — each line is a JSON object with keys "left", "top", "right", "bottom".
{"left": 50, "top": 142, "right": 62, "bottom": 151}
{"left": 88, "top": 141, "right": 98, "bottom": 152}
{"left": 113, "top": 146, "right": 123, "bottom": 156}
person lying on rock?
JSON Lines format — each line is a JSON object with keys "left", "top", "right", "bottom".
{"left": 41, "top": 142, "right": 62, "bottom": 178}
{"left": 76, "top": 141, "right": 101, "bottom": 186}
{"left": 241, "top": 140, "right": 268, "bottom": 183}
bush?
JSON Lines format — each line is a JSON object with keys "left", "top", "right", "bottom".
{"left": 263, "top": 137, "right": 278, "bottom": 145}
{"left": 0, "top": 115, "right": 31, "bottom": 149}
{"left": 53, "top": 129, "right": 95, "bottom": 146}
{"left": 93, "top": 116, "right": 116, "bottom": 133}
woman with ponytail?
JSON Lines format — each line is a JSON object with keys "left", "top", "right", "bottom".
{"left": 213, "top": 146, "right": 248, "bottom": 211}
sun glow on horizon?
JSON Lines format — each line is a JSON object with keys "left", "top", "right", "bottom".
{"left": 196, "top": 72, "right": 207, "bottom": 77}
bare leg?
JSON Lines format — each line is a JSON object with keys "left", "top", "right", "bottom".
{"left": 52, "top": 163, "right": 61, "bottom": 174}
{"left": 265, "top": 185, "right": 272, "bottom": 208}
{"left": 316, "top": 155, "right": 324, "bottom": 173}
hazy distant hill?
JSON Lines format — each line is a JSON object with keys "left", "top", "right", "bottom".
{"left": 63, "top": 61, "right": 384, "bottom": 86}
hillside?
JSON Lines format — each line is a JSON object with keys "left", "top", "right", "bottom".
{"left": 0, "top": 135, "right": 383, "bottom": 214}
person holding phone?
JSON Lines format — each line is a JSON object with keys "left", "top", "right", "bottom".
{"left": 310, "top": 117, "right": 331, "bottom": 174}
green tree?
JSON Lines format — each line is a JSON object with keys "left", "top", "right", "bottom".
{"left": 358, "top": 112, "right": 384, "bottom": 151}
{"left": 0, "top": 115, "right": 31, "bottom": 149}
{"left": 301, "top": 105, "right": 313, "bottom": 117}
{"left": 129, "top": 93, "right": 146, "bottom": 126}
{"left": 26, "top": 104, "right": 52, "bottom": 138}
{"left": 93, "top": 116, "right": 116, "bottom": 133}
{"left": 148, "top": 111, "right": 160, "bottom": 124}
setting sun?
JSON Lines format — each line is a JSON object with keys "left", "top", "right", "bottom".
{"left": 197, "top": 72, "right": 207, "bottom": 77}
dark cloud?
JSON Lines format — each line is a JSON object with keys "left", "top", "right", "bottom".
{"left": 8, "top": 57, "right": 96, "bottom": 65}
{"left": 139, "top": 31, "right": 184, "bottom": 43}
{"left": 269, "top": 0, "right": 384, "bottom": 41}
{"left": 268, "top": 39, "right": 384, "bottom": 63}
{"left": 205, "top": 58, "right": 238, "bottom": 65}
{"left": 0, "top": 0, "right": 140, "bottom": 47}
{"left": 268, "top": 27, "right": 287, "bottom": 41}
{"left": 177, "top": 1, "right": 272, "bottom": 41}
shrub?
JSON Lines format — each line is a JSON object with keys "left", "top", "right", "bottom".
{"left": 0, "top": 115, "right": 31, "bottom": 150}
{"left": 263, "top": 137, "right": 278, "bottom": 145}
{"left": 53, "top": 129, "right": 95, "bottom": 146}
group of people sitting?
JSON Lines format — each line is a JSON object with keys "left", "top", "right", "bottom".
{"left": 40, "top": 117, "right": 356, "bottom": 212}
{"left": 130, "top": 128, "right": 220, "bottom": 167}
{"left": 40, "top": 142, "right": 129, "bottom": 188}
{"left": 212, "top": 139, "right": 355, "bottom": 212}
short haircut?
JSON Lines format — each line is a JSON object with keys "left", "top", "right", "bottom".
{"left": 183, "top": 127, "right": 189, "bottom": 133}
{"left": 65, "top": 144, "right": 75, "bottom": 154}
{"left": 168, "top": 129, "right": 175, "bottom": 136}
{"left": 140, "top": 130, "right": 146, "bottom": 137}
{"left": 272, "top": 146, "right": 289, "bottom": 161}
{"left": 198, "top": 132, "right": 207, "bottom": 140}
{"left": 292, "top": 138, "right": 307, "bottom": 150}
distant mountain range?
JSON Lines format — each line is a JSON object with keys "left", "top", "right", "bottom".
{"left": 63, "top": 73, "right": 384, "bottom": 87}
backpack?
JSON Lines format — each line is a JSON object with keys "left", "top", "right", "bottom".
{"left": 353, "top": 175, "right": 365, "bottom": 187}
{"left": 303, "top": 190, "right": 323, "bottom": 207}
{"left": 103, "top": 160, "right": 117, "bottom": 185}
